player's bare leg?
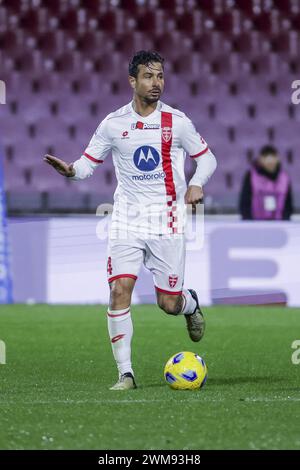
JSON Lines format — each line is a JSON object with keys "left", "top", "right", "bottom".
{"left": 108, "top": 277, "right": 137, "bottom": 390}
{"left": 156, "top": 290, "right": 205, "bottom": 342}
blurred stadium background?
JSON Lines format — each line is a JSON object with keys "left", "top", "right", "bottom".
{"left": 0, "top": 0, "right": 300, "bottom": 304}
{"left": 1, "top": 1, "right": 300, "bottom": 452}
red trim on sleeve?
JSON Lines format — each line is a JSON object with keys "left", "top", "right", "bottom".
{"left": 155, "top": 286, "right": 183, "bottom": 296}
{"left": 83, "top": 152, "right": 103, "bottom": 163}
{"left": 108, "top": 274, "right": 138, "bottom": 283}
{"left": 190, "top": 147, "right": 209, "bottom": 158}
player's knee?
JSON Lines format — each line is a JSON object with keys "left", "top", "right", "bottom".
{"left": 110, "top": 279, "right": 132, "bottom": 305}
{"left": 157, "top": 296, "right": 182, "bottom": 316}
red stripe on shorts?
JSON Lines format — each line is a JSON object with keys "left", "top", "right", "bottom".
{"left": 108, "top": 274, "right": 138, "bottom": 283}
{"left": 155, "top": 286, "right": 182, "bottom": 296}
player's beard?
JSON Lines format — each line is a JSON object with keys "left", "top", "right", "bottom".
{"left": 144, "top": 91, "right": 161, "bottom": 104}
{"left": 144, "top": 95, "right": 160, "bottom": 104}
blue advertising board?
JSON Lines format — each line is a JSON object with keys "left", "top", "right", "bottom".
{"left": 0, "top": 146, "right": 13, "bottom": 303}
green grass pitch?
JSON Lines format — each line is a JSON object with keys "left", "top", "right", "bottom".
{"left": 0, "top": 304, "right": 300, "bottom": 450}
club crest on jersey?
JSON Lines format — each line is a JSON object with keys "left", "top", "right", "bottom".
{"left": 133, "top": 146, "right": 160, "bottom": 172}
{"left": 162, "top": 126, "right": 172, "bottom": 143}
{"left": 131, "top": 122, "right": 160, "bottom": 130}
{"left": 168, "top": 274, "right": 178, "bottom": 288}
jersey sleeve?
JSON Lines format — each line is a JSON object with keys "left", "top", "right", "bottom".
{"left": 69, "top": 118, "right": 112, "bottom": 180}
{"left": 180, "top": 116, "right": 209, "bottom": 158}
{"left": 82, "top": 118, "right": 112, "bottom": 166}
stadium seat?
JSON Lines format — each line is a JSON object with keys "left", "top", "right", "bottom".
{"left": 0, "top": 0, "right": 296, "bottom": 214}
{"left": 194, "top": 31, "right": 232, "bottom": 58}
{"left": 115, "top": 31, "right": 153, "bottom": 56}
{"left": 291, "top": 13, "right": 300, "bottom": 30}
{"left": 13, "top": 50, "right": 43, "bottom": 73}
{"left": 41, "top": 0, "right": 61, "bottom": 15}
{"left": 215, "top": 98, "right": 248, "bottom": 126}
{"left": 0, "top": 31, "right": 20, "bottom": 55}
{"left": 197, "top": 0, "right": 223, "bottom": 15}
{"left": 154, "top": 31, "right": 191, "bottom": 61}
{"left": 273, "top": 31, "right": 300, "bottom": 58}
{"left": 215, "top": 10, "right": 244, "bottom": 34}
{"left": 119, "top": 0, "right": 138, "bottom": 14}
{"left": 55, "top": 51, "right": 82, "bottom": 73}
{"left": 272, "top": 0, "right": 293, "bottom": 14}
{"left": 237, "top": 75, "right": 272, "bottom": 104}
{"left": 0, "top": 112, "right": 29, "bottom": 147}
{"left": 94, "top": 52, "right": 125, "bottom": 77}
{"left": 19, "top": 8, "right": 48, "bottom": 33}
{"left": 233, "top": 31, "right": 268, "bottom": 58}
{"left": 31, "top": 163, "right": 71, "bottom": 192}
{"left": 76, "top": 31, "right": 112, "bottom": 57}
{"left": 59, "top": 8, "right": 81, "bottom": 32}
{"left": 3, "top": 161, "right": 28, "bottom": 191}
{"left": 98, "top": 10, "right": 122, "bottom": 33}
{"left": 254, "top": 98, "right": 289, "bottom": 125}
{"left": 46, "top": 189, "right": 88, "bottom": 212}
{"left": 1, "top": 0, "right": 24, "bottom": 13}
{"left": 10, "top": 139, "right": 48, "bottom": 171}
{"left": 273, "top": 120, "right": 299, "bottom": 147}
{"left": 235, "top": 122, "right": 270, "bottom": 149}
{"left": 37, "top": 30, "right": 65, "bottom": 58}
{"left": 233, "top": 0, "right": 255, "bottom": 16}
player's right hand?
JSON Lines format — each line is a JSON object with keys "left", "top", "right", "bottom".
{"left": 43, "top": 154, "right": 75, "bottom": 177}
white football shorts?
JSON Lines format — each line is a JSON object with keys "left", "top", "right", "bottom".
{"left": 107, "top": 234, "right": 186, "bottom": 295}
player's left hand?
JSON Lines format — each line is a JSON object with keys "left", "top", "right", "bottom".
{"left": 184, "top": 185, "right": 204, "bottom": 204}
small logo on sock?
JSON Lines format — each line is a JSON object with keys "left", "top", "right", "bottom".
{"left": 169, "top": 274, "right": 178, "bottom": 288}
{"left": 111, "top": 334, "right": 125, "bottom": 343}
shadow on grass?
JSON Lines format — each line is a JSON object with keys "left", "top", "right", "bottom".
{"left": 137, "top": 382, "right": 167, "bottom": 390}
{"left": 208, "top": 376, "right": 287, "bottom": 386}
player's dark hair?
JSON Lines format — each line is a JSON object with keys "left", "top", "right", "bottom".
{"left": 129, "top": 50, "right": 164, "bottom": 78}
{"left": 260, "top": 145, "right": 278, "bottom": 157}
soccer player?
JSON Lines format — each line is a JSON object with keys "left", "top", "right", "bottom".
{"left": 44, "top": 51, "right": 217, "bottom": 390}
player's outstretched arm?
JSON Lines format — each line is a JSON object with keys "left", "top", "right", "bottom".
{"left": 43, "top": 154, "right": 75, "bottom": 177}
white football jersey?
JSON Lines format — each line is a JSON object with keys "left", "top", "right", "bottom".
{"left": 80, "top": 100, "right": 210, "bottom": 236}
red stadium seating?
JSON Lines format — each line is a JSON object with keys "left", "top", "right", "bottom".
{"left": 1, "top": 0, "right": 298, "bottom": 212}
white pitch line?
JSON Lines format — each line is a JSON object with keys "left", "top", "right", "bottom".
{"left": 0, "top": 397, "right": 300, "bottom": 405}
{"left": 244, "top": 397, "right": 300, "bottom": 402}
{"left": 0, "top": 399, "right": 221, "bottom": 405}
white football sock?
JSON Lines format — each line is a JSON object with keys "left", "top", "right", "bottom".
{"left": 180, "top": 289, "right": 197, "bottom": 315}
{"left": 107, "top": 307, "right": 134, "bottom": 377}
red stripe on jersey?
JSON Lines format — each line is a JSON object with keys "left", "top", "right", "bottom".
{"left": 161, "top": 112, "right": 176, "bottom": 201}
{"left": 83, "top": 152, "right": 103, "bottom": 163}
{"left": 107, "top": 308, "right": 130, "bottom": 318}
{"left": 190, "top": 147, "right": 209, "bottom": 158}
{"left": 155, "top": 286, "right": 183, "bottom": 296}
{"left": 108, "top": 274, "right": 138, "bottom": 283}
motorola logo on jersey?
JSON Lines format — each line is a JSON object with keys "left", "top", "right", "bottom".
{"left": 133, "top": 146, "right": 160, "bottom": 172}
